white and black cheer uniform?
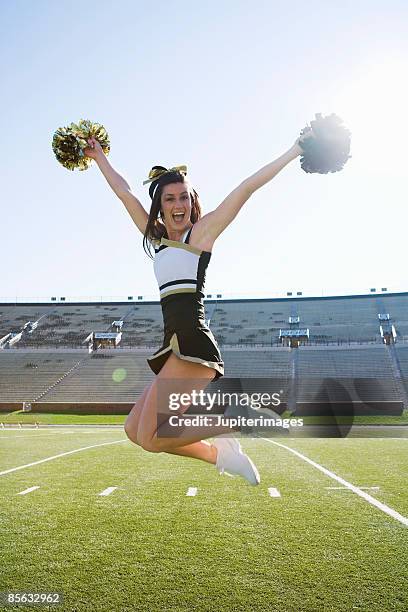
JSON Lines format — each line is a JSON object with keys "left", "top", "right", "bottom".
{"left": 147, "top": 225, "right": 224, "bottom": 380}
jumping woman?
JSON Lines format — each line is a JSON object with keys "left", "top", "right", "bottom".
{"left": 84, "top": 132, "right": 311, "bottom": 485}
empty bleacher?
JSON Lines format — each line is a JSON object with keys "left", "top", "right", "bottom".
{"left": 295, "top": 345, "right": 402, "bottom": 407}
{"left": 0, "top": 291, "right": 407, "bottom": 411}
{"left": 1, "top": 303, "right": 164, "bottom": 349}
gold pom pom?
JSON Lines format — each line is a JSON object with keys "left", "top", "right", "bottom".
{"left": 52, "top": 119, "right": 110, "bottom": 171}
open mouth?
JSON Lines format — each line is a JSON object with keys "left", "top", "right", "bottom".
{"left": 172, "top": 212, "right": 185, "bottom": 223}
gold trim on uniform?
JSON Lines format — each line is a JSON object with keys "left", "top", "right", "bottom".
{"left": 160, "top": 287, "right": 197, "bottom": 299}
{"left": 160, "top": 238, "right": 202, "bottom": 256}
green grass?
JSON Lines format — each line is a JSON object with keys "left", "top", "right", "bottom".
{"left": 293, "top": 409, "right": 408, "bottom": 425}
{"left": 0, "top": 431, "right": 407, "bottom": 611}
{"left": 2, "top": 409, "right": 408, "bottom": 426}
{"left": 0, "top": 411, "right": 126, "bottom": 425}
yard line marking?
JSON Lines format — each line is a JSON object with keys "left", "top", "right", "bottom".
{"left": 17, "top": 486, "right": 40, "bottom": 495}
{"left": 98, "top": 487, "right": 118, "bottom": 496}
{"left": 0, "top": 440, "right": 127, "bottom": 477}
{"left": 0, "top": 433, "right": 76, "bottom": 440}
{"left": 268, "top": 487, "right": 281, "bottom": 497}
{"left": 262, "top": 438, "right": 408, "bottom": 527}
{"left": 326, "top": 486, "right": 380, "bottom": 491}
{"left": 186, "top": 487, "right": 198, "bottom": 496}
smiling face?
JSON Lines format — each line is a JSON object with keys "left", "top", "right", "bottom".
{"left": 160, "top": 181, "right": 193, "bottom": 237}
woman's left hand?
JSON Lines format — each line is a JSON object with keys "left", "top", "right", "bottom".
{"left": 293, "top": 126, "right": 316, "bottom": 154}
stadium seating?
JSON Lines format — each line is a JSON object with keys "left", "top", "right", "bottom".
{"left": 0, "top": 291, "right": 407, "bottom": 411}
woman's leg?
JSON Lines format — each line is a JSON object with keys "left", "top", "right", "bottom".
{"left": 136, "top": 353, "right": 239, "bottom": 454}
{"left": 124, "top": 378, "right": 218, "bottom": 464}
{"left": 124, "top": 381, "right": 154, "bottom": 441}
{"left": 158, "top": 440, "right": 217, "bottom": 463}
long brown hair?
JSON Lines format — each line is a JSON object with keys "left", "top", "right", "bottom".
{"left": 143, "top": 166, "right": 202, "bottom": 259}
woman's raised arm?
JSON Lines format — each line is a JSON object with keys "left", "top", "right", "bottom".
{"left": 84, "top": 137, "right": 148, "bottom": 235}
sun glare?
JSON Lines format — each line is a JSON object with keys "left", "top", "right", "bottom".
{"left": 334, "top": 57, "right": 408, "bottom": 172}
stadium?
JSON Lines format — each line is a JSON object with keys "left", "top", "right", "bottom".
{"left": 1, "top": 290, "right": 408, "bottom": 416}
{"left": 2, "top": 1, "right": 408, "bottom": 611}
{"left": 1, "top": 290, "right": 407, "bottom": 610}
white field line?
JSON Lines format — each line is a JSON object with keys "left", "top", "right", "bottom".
{"left": 262, "top": 438, "right": 408, "bottom": 527}
{"left": 0, "top": 428, "right": 121, "bottom": 434}
{"left": 268, "top": 487, "right": 281, "bottom": 497}
{"left": 0, "top": 429, "right": 123, "bottom": 440}
{"left": 98, "top": 487, "right": 118, "bottom": 496}
{"left": 0, "top": 440, "right": 127, "bottom": 477}
{"left": 326, "top": 486, "right": 380, "bottom": 491}
{"left": 0, "top": 433, "right": 76, "bottom": 440}
{"left": 186, "top": 487, "right": 198, "bottom": 496}
{"left": 17, "top": 486, "right": 40, "bottom": 495}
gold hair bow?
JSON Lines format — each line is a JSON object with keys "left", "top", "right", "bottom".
{"left": 142, "top": 165, "right": 187, "bottom": 185}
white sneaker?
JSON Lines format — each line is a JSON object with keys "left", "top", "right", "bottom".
{"left": 213, "top": 436, "right": 260, "bottom": 486}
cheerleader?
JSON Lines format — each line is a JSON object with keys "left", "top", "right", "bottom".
{"left": 84, "top": 132, "right": 311, "bottom": 485}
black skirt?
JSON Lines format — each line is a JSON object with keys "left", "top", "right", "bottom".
{"left": 147, "top": 290, "right": 224, "bottom": 380}
{"left": 147, "top": 326, "right": 224, "bottom": 380}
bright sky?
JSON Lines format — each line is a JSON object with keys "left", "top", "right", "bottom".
{"left": 1, "top": 0, "right": 407, "bottom": 302}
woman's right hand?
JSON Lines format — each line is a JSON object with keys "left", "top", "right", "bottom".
{"left": 83, "top": 136, "right": 104, "bottom": 160}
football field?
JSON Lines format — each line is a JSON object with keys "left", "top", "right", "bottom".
{"left": 1, "top": 429, "right": 407, "bottom": 611}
